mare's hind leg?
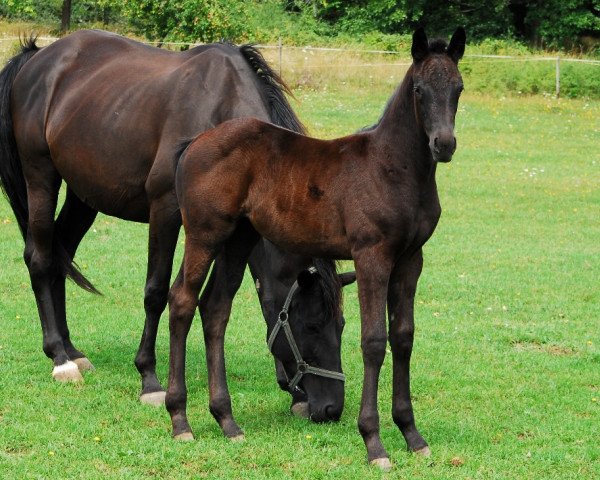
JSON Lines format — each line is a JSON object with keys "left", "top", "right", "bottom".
{"left": 388, "top": 249, "right": 430, "bottom": 456}
{"left": 135, "top": 195, "right": 181, "bottom": 406}
{"left": 53, "top": 188, "right": 98, "bottom": 372}
{"left": 22, "top": 163, "right": 80, "bottom": 381}
{"left": 198, "top": 221, "right": 260, "bottom": 440}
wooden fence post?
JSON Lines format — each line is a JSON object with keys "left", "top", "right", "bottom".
{"left": 555, "top": 56, "right": 560, "bottom": 98}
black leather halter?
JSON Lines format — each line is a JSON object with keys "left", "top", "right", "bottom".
{"left": 267, "top": 267, "right": 346, "bottom": 391}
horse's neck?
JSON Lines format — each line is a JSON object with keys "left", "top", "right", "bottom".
{"left": 371, "top": 79, "right": 435, "bottom": 183}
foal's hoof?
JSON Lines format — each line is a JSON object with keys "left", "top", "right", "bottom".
{"left": 370, "top": 457, "right": 392, "bottom": 472}
{"left": 414, "top": 446, "right": 432, "bottom": 457}
{"left": 229, "top": 434, "right": 245, "bottom": 443}
{"left": 174, "top": 432, "right": 194, "bottom": 441}
{"left": 290, "top": 401, "right": 310, "bottom": 419}
{"left": 72, "top": 357, "right": 95, "bottom": 372}
{"left": 52, "top": 361, "right": 84, "bottom": 383}
{"left": 140, "top": 391, "right": 167, "bottom": 407}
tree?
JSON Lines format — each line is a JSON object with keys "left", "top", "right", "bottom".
{"left": 61, "top": 0, "right": 72, "bottom": 33}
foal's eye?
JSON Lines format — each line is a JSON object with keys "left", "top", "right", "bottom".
{"left": 413, "top": 85, "right": 422, "bottom": 95}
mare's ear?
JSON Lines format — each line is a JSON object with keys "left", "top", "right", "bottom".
{"left": 447, "top": 27, "right": 466, "bottom": 63}
{"left": 411, "top": 27, "right": 429, "bottom": 62}
{"left": 338, "top": 271, "right": 356, "bottom": 287}
{"left": 297, "top": 268, "right": 318, "bottom": 289}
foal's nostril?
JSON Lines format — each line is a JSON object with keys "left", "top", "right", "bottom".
{"left": 433, "top": 137, "right": 440, "bottom": 153}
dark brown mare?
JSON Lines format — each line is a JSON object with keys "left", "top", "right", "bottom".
{"left": 0, "top": 30, "right": 355, "bottom": 421}
{"left": 169, "top": 27, "right": 465, "bottom": 468}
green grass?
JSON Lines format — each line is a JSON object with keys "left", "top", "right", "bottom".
{"left": 0, "top": 80, "right": 599, "bottom": 479}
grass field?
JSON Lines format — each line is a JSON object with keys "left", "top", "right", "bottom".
{"left": 0, "top": 65, "right": 599, "bottom": 478}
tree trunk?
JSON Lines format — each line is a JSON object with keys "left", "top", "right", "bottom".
{"left": 61, "top": 0, "right": 72, "bottom": 34}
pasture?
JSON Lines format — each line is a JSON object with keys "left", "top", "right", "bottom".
{"left": 0, "top": 70, "right": 599, "bottom": 477}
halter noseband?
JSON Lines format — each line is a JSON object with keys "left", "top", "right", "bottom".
{"left": 266, "top": 267, "right": 346, "bottom": 391}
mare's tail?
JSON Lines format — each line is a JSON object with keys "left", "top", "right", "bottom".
{"left": 0, "top": 37, "right": 99, "bottom": 294}
{"left": 239, "top": 45, "right": 306, "bottom": 135}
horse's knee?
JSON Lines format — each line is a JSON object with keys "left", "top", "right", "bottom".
{"left": 389, "top": 330, "right": 414, "bottom": 360}
{"left": 361, "top": 335, "right": 387, "bottom": 366}
{"left": 144, "top": 281, "right": 169, "bottom": 316}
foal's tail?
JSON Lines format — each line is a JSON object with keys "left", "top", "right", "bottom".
{"left": 239, "top": 45, "right": 306, "bottom": 135}
{"left": 0, "top": 37, "right": 39, "bottom": 238}
{"left": 0, "top": 37, "right": 99, "bottom": 294}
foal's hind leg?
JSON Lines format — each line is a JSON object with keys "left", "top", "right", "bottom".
{"left": 166, "top": 244, "right": 217, "bottom": 440}
{"left": 135, "top": 196, "right": 181, "bottom": 406}
{"left": 388, "top": 250, "right": 430, "bottom": 456}
{"left": 53, "top": 188, "right": 98, "bottom": 372}
{"left": 22, "top": 164, "right": 81, "bottom": 381}
{"left": 198, "top": 221, "right": 260, "bottom": 440}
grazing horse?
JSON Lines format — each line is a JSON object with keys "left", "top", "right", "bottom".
{"left": 169, "top": 27, "right": 465, "bottom": 468}
{"left": 0, "top": 30, "right": 354, "bottom": 421}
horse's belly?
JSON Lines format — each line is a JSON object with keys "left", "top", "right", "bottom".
{"left": 61, "top": 168, "right": 150, "bottom": 222}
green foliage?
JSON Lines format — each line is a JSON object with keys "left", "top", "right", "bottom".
{"left": 120, "top": 0, "right": 248, "bottom": 43}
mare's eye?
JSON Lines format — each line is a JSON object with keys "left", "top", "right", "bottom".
{"left": 413, "top": 85, "right": 422, "bottom": 95}
{"left": 305, "top": 323, "right": 321, "bottom": 334}
{"left": 458, "top": 85, "right": 464, "bottom": 93}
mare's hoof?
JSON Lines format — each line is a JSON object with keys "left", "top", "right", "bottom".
{"left": 72, "top": 357, "right": 95, "bottom": 372}
{"left": 414, "top": 446, "right": 432, "bottom": 457}
{"left": 52, "top": 361, "right": 84, "bottom": 383}
{"left": 229, "top": 434, "right": 245, "bottom": 443}
{"left": 140, "top": 391, "right": 167, "bottom": 407}
{"left": 174, "top": 432, "right": 194, "bottom": 441}
{"left": 290, "top": 401, "right": 310, "bottom": 419}
{"left": 370, "top": 457, "right": 392, "bottom": 472}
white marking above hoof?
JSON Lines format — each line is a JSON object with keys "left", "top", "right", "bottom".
{"left": 174, "top": 432, "right": 194, "bottom": 441}
{"left": 229, "top": 434, "right": 245, "bottom": 443}
{"left": 290, "top": 402, "right": 310, "bottom": 419}
{"left": 72, "top": 357, "right": 95, "bottom": 372}
{"left": 140, "top": 391, "right": 167, "bottom": 407}
{"left": 414, "top": 446, "right": 432, "bottom": 457}
{"left": 52, "top": 361, "right": 84, "bottom": 383}
{"left": 370, "top": 457, "right": 392, "bottom": 472}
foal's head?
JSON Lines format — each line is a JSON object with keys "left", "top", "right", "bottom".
{"left": 410, "top": 27, "right": 466, "bottom": 163}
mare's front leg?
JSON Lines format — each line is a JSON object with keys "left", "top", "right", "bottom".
{"left": 388, "top": 250, "right": 430, "bottom": 455}
{"left": 198, "top": 222, "right": 260, "bottom": 440}
{"left": 353, "top": 250, "right": 394, "bottom": 470}
{"left": 135, "top": 195, "right": 181, "bottom": 406}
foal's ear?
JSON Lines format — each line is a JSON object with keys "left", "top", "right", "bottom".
{"left": 447, "top": 27, "right": 466, "bottom": 63}
{"left": 297, "top": 268, "right": 319, "bottom": 289}
{"left": 338, "top": 271, "right": 356, "bottom": 287}
{"left": 411, "top": 27, "right": 429, "bottom": 62}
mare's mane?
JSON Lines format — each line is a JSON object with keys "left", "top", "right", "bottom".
{"left": 311, "top": 259, "right": 342, "bottom": 325}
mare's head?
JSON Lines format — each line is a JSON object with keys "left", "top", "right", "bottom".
{"left": 267, "top": 260, "right": 356, "bottom": 423}
{"left": 410, "top": 27, "right": 466, "bottom": 163}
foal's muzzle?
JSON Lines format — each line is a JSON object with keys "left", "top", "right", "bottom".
{"left": 430, "top": 132, "right": 457, "bottom": 163}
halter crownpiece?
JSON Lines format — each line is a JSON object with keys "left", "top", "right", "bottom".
{"left": 267, "top": 266, "right": 346, "bottom": 391}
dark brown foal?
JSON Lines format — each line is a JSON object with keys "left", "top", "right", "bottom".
{"left": 168, "top": 27, "right": 465, "bottom": 469}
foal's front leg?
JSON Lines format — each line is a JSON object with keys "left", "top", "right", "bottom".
{"left": 353, "top": 251, "right": 394, "bottom": 470}
{"left": 388, "top": 250, "right": 430, "bottom": 455}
